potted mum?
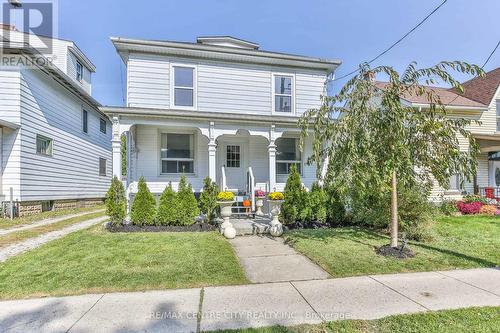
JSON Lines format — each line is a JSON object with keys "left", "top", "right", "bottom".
{"left": 255, "top": 189, "right": 266, "bottom": 216}
{"left": 267, "top": 191, "right": 284, "bottom": 236}
{"left": 217, "top": 191, "right": 236, "bottom": 238}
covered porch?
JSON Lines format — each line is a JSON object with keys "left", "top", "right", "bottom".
{"left": 473, "top": 134, "right": 500, "bottom": 201}
{"left": 106, "top": 108, "right": 323, "bottom": 216}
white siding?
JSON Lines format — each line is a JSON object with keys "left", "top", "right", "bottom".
{"left": 126, "top": 53, "right": 327, "bottom": 115}
{"left": 67, "top": 51, "right": 92, "bottom": 94}
{"left": 18, "top": 68, "right": 111, "bottom": 201}
{"left": 0, "top": 68, "right": 21, "bottom": 201}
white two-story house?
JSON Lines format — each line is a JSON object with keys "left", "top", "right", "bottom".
{"left": 0, "top": 25, "right": 112, "bottom": 216}
{"left": 103, "top": 36, "right": 340, "bottom": 210}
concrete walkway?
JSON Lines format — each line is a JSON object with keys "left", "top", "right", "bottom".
{"left": 229, "top": 235, "right": 330, "bottom": 283}
{"left": 0, "top": 268, "right": 498, "bottom": 332}
{"left": 0, "top": 209, "right": 105, "bottom": 236}
{"left": 0, "top": 215, "right": 108, "bottom": 263}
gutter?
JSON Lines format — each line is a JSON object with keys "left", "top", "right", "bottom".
{"left": 100, "top": 106, "right": 307, "bottom": 126}
{"left": 410, "top": 102, "right": 487, "bottom": 112}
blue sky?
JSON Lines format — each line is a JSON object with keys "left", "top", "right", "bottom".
{"left": 19, "top": 0, "right": 500, "bottom": 105}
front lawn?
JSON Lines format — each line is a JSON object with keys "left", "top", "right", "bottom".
{"left": 212, "top": 307, "right": 500, "bottom": 333}
{"left": 0, "top": 226, "right": 247, "bottom": 299}
{"left": 285, "top": 215, "right": 499, "bottom": 277}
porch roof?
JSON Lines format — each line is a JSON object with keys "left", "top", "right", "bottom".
{"left": 100, "top": 106, "right": 309, "bottom": 126}
{"left": 473, "top": 133, "right": 500, "bottom": 153}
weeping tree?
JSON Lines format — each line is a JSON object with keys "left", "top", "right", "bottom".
{"left": 300, "top": 61, "right": 483, "bottom": 248}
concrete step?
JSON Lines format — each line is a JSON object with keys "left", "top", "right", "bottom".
{"left": 231, "top": 218, "right": 271, "bottom": 236}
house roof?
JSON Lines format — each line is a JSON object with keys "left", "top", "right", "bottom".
{"left": 373, "top": 82, "right": 486, "bottom": 109}
{"left": 458, "top": 67, "right": 500, "bottom": 105}
{"left": 111, "top": 36, "right": 341, "bottom": 73}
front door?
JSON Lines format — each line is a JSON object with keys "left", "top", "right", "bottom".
{"left": 219, "top": 141, "right": 247, "bottom": 192}
{"left": 489, "top": 161, "right": 500, "bottom": 187}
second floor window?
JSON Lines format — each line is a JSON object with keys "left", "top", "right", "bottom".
{"left": 82, "top": 110, "right": 88, "bottom": 133}
{"left": 100, "top": 118, "right": 107, "bottom": 134}
{"left": 160, "top": 133, "right": 194, "bottom": 174}
{"left": 276, "top": 137, "right": 301, "bottom": 174}
{"left": 76, "top": 61, "right": 83, "bottom": 82}
{"left": 274, "top": 75, "right": 293, "bottom": 113}
{"left": 173, "top": 66, "right": 195, "bottom": 108}
{"left": 497, "top": 102, "right": 500, "bottom": 131}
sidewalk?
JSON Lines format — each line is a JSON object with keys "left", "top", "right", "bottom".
{"left": 0, "top": 268, "right": 498, "bottom": 332}
{"left": 0, "top": 215, "right": 108, "bottom": 263}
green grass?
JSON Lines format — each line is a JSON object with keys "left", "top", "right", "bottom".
{"left": 0, "top": 226, "right": 247, "bottom": 299}
{"left": 211, "top": 307, "right": 500, "bottom": 333}
{"left": 284, "top": 215, "right": 499, "bottom": 277}
{"left": 0, "top": 205, "right": 105, "bottom": 230}
{"left": 0, "top": 210, "right": 107, "bottom": 248}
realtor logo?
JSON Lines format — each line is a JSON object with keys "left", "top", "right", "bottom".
{"left": 1, "top": 0, "right": 58, "bottom": 53}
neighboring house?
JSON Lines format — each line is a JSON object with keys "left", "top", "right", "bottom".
{"left": 0, "top": 25, "right": 112, "bottom": 216}
{"left": 102, "top": 36, "right": 340, "bottom": 212}
{"left": 376, "top": 67, "right": 500, "bottom": 201}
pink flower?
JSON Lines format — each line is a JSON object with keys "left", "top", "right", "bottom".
{"left": 255, "top": 189, "right": 266, "bottom": 198}
{"left": 456, "top": 201, "right": 482, "bottom": 214}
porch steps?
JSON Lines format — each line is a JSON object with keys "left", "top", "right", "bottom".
{"left": 231, "top": 195, "right": 254, "bottom": 218}
{"left": 231, "top": 217, "right": 271, "bottom": 236}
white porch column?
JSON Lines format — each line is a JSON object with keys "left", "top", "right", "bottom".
{"left": 268, "top": 125, "right": 277, "bottom": 192}
{"left": 112, "top": 116, "right": 122, "bottom": 179}
{"left": 208, "top": 121, "right": 217, "bottom": 182}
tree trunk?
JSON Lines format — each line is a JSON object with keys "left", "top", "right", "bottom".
{"left": 390, "top": 170, "right": 398, "bottom": 248}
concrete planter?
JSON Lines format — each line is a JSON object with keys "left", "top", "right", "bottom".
{"left": 255, "top": 197, "right": 265, "bottom": 216}
{"left": 267, "top": 199, "right": 284, "bottom": 237}
{"left": 218, "top": 201, "right": 236, "bottom": 239}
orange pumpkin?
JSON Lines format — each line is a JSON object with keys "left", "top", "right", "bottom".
{"left": 242, "top": 200, "right": 251, "bottom": 207}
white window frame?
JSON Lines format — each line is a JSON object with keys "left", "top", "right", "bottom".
{"left": 276, "top": 137, "right": 302, "bottom": 175}
{"left": 99, "top": 157, "right": 107, "bottom": 177}
{"left": 76, "top": 61, "right": 83, "bottom": 82}
{"left": 159, "top": 131, "right": 196, "bottom": 175}
{"left": 36, "top": 134, "right": 53, "bottom": 156}
{"left": 272, "top": 72, "right": 295, "bottom": 115}
{"left": 170, "top": 63, "right": 197, "bottom": 110}
{"left": 99, "top": 117, "right": 107, "bottom": 134}
{"left": 82, "top": 109, "right": 88, "bottom": 134}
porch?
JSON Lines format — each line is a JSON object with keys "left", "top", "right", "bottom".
{"left": 111, "top": 114, "right": 323, "bottom": 217}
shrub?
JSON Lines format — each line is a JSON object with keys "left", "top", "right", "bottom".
{"left": 156, "top": 183, "right": 178, "bottom": 225}
{"left": 440, "top": 199, "right": 459, "bottom": 216}
{"left": 105, "top": 176, "right": 127, "bottom": 226}
{"left": 325, "top": 186, "right": 346, "bottom": 226}
{"left": 175, "top": 176, "right": 199, "bottom": 226}
{"left": 463, "top": 194, "right": 489, "bottom": 205}
{"left": 456, "top": 201, "right": 482, "bottom": 215}
{"left": 199, "top": 177, "right": 219, "bottom": 223}
{"left": 217, "top": 191, "right": 235, "bottom": 201}
{"left": 479, "top": 204, "right": 497, "bottom": 216}
{"left": 496, "top": 209, "right": 500, "bottom": 216}
{"left": 306, "top": 183, "right": 327, "bottom": 223}
{"left": 130, "top": 177, "right": 156, "bottom": 225}
{"left": 281, "top": 165, "right": 307, "bottom": 224}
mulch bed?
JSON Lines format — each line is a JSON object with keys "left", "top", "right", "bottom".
{"left": 376, "top": 244, "right": 415, "bottom": 259}
{"left": 105, "top": 222, "right": 217, "bottom": 233}
{"left": 286, "top": 221, "right": 331, "bottom": 230}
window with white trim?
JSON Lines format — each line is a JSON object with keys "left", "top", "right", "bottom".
{"left": 226, "top": 145, "right": 241, "bottom": 168}
{"left": 36, "top": 135, "right": 53, "bottom": 156}
{"left": 99, "top": 158, "right": 107, "bottom": 176}
{"left": 76, "top": 61, "right": 83, "bottom": 82}
{"left": 173, "top": 66, "right": 195, "bottom": 107}
{"left": 276, "top": 137, "right": 301, "bottom": 174}
{"left": 448, "top": 174, "right": 461, "bottom": 191}
{"left": 160, "top": 133, "right": 194, "bottom": 174}
{"left": 274, "top": 75, "right": 293, "bottom": 113}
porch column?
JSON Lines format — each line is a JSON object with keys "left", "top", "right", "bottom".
{"left": 208, "top": 121, "right": 217, "bottom": 182}
{"left": 112, "top": 116, "right": 122, "bottom": 179}
{"left": 268, "top": 125, "right": 277, "bottom": 192}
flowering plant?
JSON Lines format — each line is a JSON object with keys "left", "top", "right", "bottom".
{"left": 268, "top": 192, "right": 284, "bottom": 200}
{"left": 479, "top": 204, "right": 497, "bottom": 216}
{"left": 255, "top": 189, "right": 266, "bottom": 198}
{"left": 217, "top": 191, "right": 235, "bottom": 202}
{"left": 456, "top": 201, "right": 482, "bottom": 215}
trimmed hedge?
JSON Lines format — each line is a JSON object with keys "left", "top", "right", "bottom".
{"left": 105, "top": 176, "right": 127, "bottom": 226}
{"left": 130, "top": 177, "right": 156, "bottom": 226}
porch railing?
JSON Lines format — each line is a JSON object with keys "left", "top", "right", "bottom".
{"left": 220, "top": 165, "right": 227, "bottom": 191}
{"left": 478, "top": 187, "right": 500, "bottom": 200}
{"left": 247, "top": 167, "right": 255, "bottom": 211}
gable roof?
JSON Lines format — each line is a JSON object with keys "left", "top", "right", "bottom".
{"left": 373, "top": 81, "right": 485, "bottom": 108}
{"left": 457, "top": 67, "right": 500, "bottom": 105}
